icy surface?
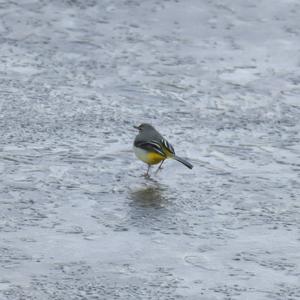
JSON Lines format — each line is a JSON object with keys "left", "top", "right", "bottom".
{"left": 0, "top": 0, "right": 300, "bottom": 299}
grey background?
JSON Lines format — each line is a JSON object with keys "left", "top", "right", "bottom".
{"left": 0, "top": 0, "right": 300, "bottom": 299}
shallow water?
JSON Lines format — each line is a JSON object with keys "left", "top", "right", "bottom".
{"left": 0, "top": 0, "right": 300, "bottom": 299}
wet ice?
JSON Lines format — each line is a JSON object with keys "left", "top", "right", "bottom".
{"left": 0, "top": 0, "right": 300, "bottom": 299}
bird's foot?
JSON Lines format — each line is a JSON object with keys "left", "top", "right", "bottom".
{"left": 155, "top": 167, "right": 163, "bottom": 174}
{"left": 155, "top": 160, "right": 165, "bottom": 174}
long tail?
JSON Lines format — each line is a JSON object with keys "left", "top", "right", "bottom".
{"left": 173, "top": 155, "right": 193, "bottom": 169}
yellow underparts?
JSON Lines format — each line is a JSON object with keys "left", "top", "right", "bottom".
{"left": 146, "top": 152, "right": 166, "bottom": 165}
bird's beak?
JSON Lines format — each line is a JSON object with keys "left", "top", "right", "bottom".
{"left": 133, "top": 125, "right": 139, "bottom": 130}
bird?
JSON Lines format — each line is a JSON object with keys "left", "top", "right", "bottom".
{"left": 133, "top": 123, "right": 193, "bottom": 176}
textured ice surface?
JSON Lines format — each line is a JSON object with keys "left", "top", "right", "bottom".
{"left": 0, "top": 0, "right": 300, "bottom": 299}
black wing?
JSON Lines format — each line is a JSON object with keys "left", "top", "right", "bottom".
{"left": 134, "top": 140, "right": 166, "bottom": 157}
{"left": 161, "top": 138, "right": 175, "bottom": 154}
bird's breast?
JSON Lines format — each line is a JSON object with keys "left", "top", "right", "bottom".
{"left": 134, "top": 146, "right": 164, "bottom": 165}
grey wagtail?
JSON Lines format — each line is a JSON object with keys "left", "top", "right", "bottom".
{"left": 133, "top": 123, "right": 193, "bottom": 176}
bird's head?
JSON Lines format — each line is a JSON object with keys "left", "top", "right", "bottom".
{"left": 133, "top": 123, "right": 155, "bottom": 132}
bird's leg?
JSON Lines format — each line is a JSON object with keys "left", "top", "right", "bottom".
{"left": 156, "top": 160, "right": 165, "bottom": 173}
{"left": 145, "top": 164, "right": 151, "bottom": 177}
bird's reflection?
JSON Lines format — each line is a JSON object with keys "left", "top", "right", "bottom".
{"left": 130, "top": 185, "right": 166, "bottom": 209}
{"left": 129, "top": 181, "right": 167, "bottom": 209}
{"left": 127, "top": 181, "right": 173, "bottom": 229}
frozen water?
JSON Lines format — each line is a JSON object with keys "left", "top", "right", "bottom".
{"left": 0, "top": 0, "right": 300, "bottom": 299}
